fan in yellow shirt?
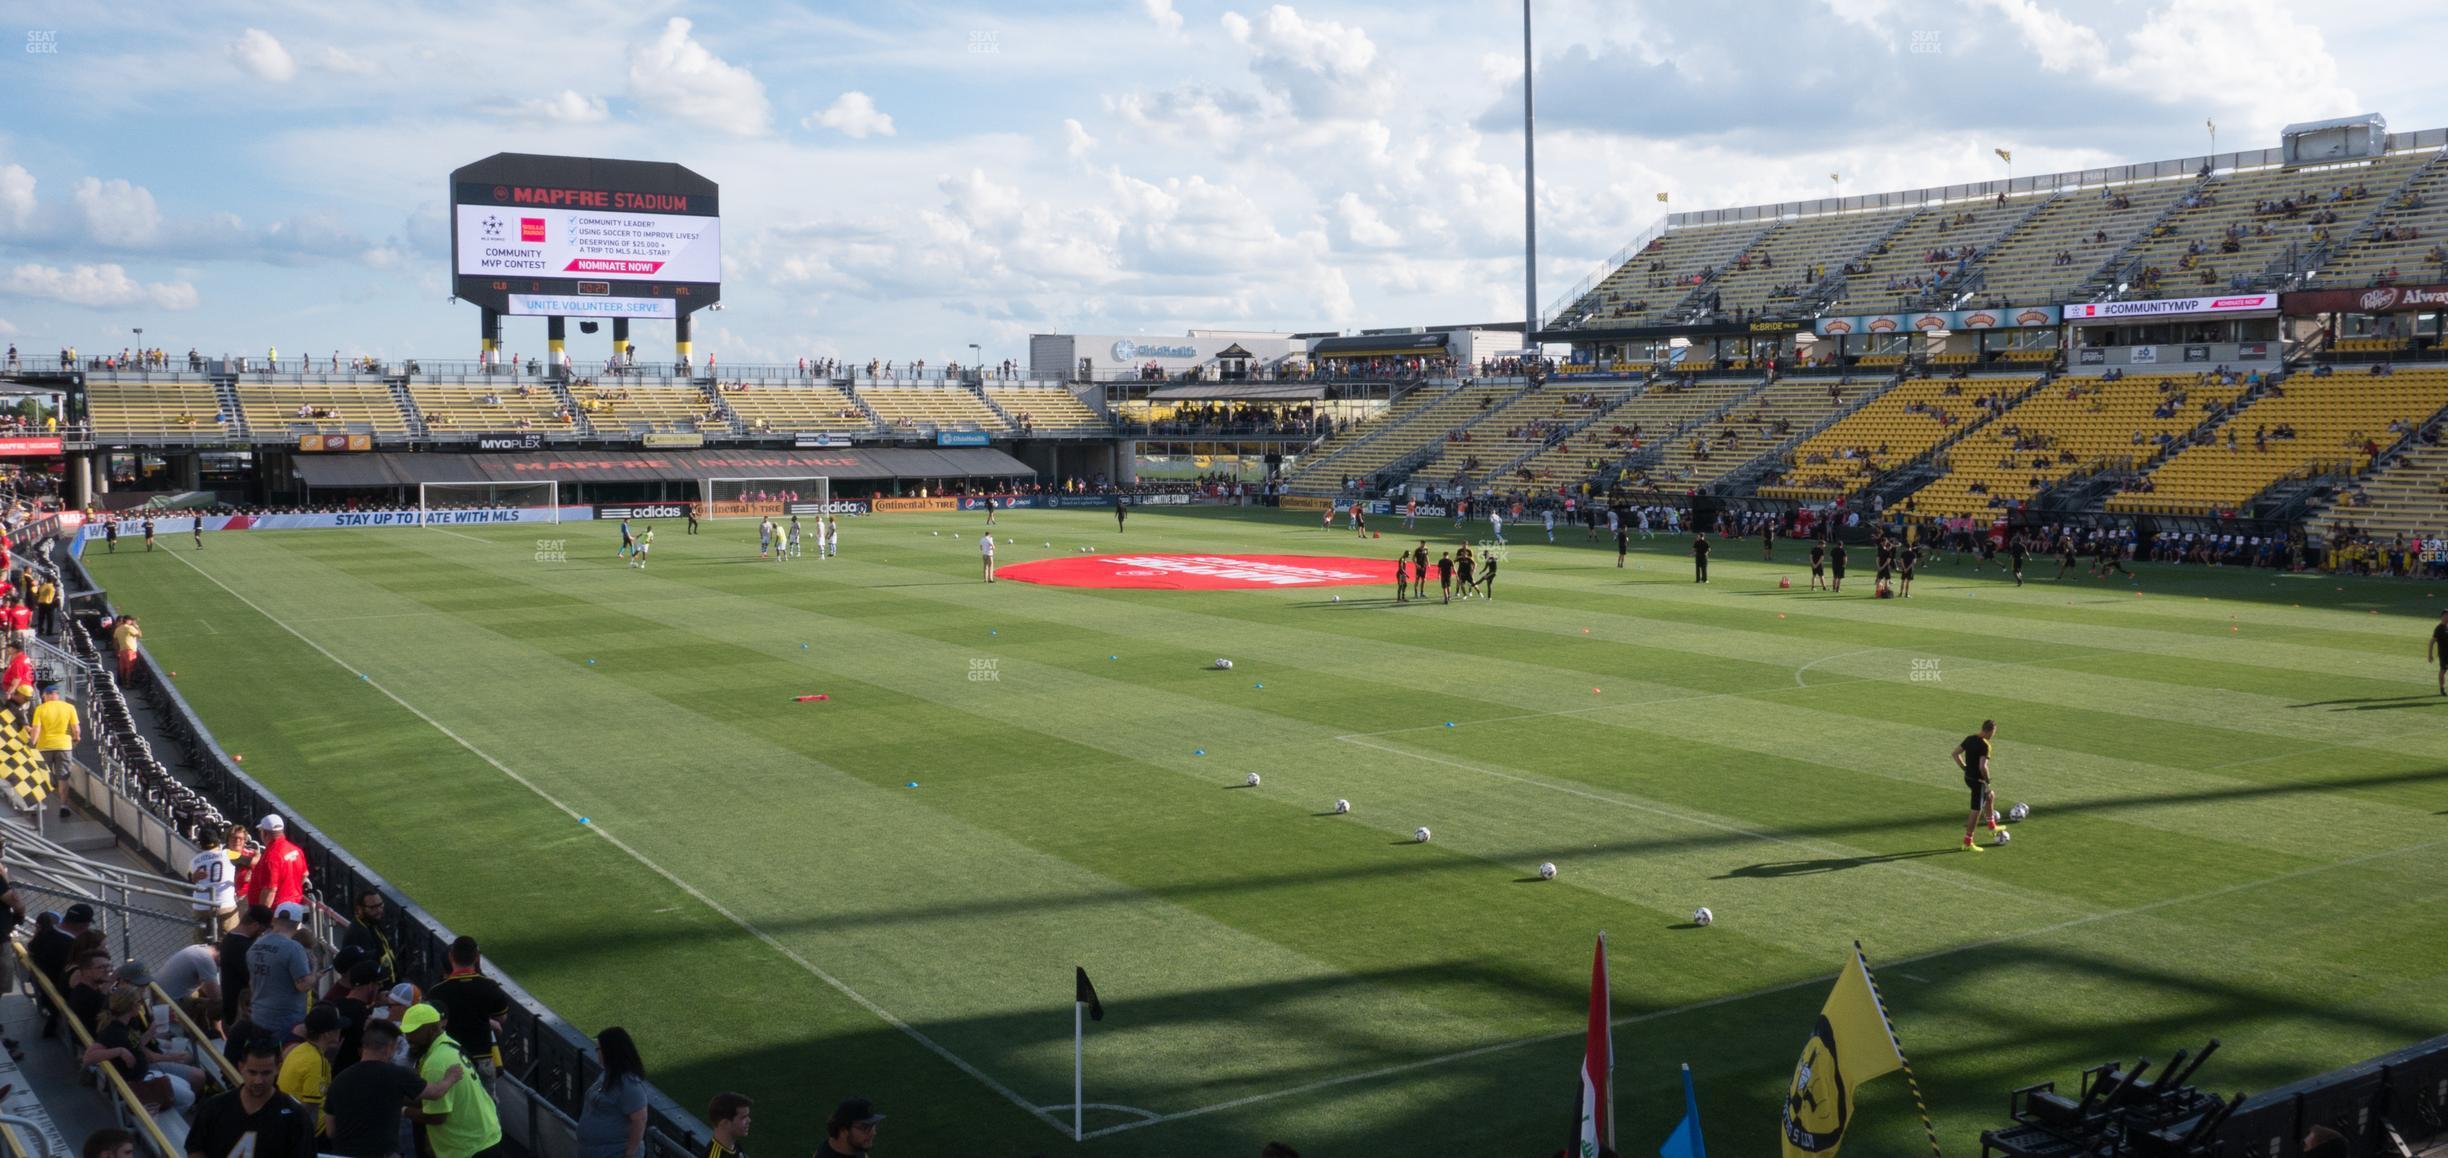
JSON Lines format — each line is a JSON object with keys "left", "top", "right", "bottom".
{"left": 278, "top": 1006, "right": 346, "bottom": 1128}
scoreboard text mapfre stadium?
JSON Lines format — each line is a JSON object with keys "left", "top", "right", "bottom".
{"left": 448, "top": 152, "right": 721, "bottom": 317}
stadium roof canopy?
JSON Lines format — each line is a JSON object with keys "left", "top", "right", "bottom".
{"left": 1308, "top": 333, "right": 1449, "bottom": 358}
{"left": 294, "top": 447, "right": 1032, "bottom": 488}
{"left": 1143, "top": 383, "right": 1327, "bottom": 402}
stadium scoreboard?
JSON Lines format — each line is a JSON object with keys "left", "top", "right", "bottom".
{"left": 449, "top": 152, "right": 721, "bottom": 319}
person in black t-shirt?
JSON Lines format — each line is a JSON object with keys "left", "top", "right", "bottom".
{"left": 2096, "top": 536, "right": 2131, "bottom": 577}
{"left": 1897, "top": 541, "right": 1919, "bottom": 598}
{"left": 1454, "top": 545, "right": 1477, "bottom": 599}
{"left": 188, "top": 1038, "right": 314, "bottom": 1158}
{"left": 322, "top": 1019, "right": 462, "bottom": 1158}
{"left": 1480, "top": 554, "right": 1499, "bottom": 600}
{"left": 1113, "top": 495, "right": 1127, "bottom": 532}
{"left": 2054, "top": 534, "right": 2079, "bottom": 580}
{"left": 2430, "top": 612, "right": 2447, "bottom": 696}
{"left": 218, "top": 905, "right": 270, "bottom": 1032}
{"left": 1829, "top": 541, "right": 1848, "bottom": 593}
{"left": 1953, "top": 719, "right": 2002, "bottom": 852}
{"left": 1435, "top": 553, "right": 1454, "bottom": 604}
{"left": 1615, "top": 525, "right": 1629, "bottom": 568}
{"left": 1808, "top": 541, "right": 1827, "bottom": 590}
{"left": 1393, "top": 554, "right": 1409, "bottom": 603}
{"left": 1692, "top": 534, "right": 1710, "bottom": 583}
{"left": 2008, "top": 534, "right": 2028, "bottom": 587}
{"left": 1760, "top": 523, "right": 1774, "bottom": 562}
{"left": 427, "top": 937, "right": 511, "bottom": 1081}
{"left": 1873, "top": 535, "right": 1894, "bottom": 589}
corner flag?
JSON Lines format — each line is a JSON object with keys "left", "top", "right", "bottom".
{"left": 1779, "top": 943, "right": 1921, "bottom": 1157}
{"left": 1660, "top": 1064, "right": 1705, "bottom": 1158}
{"left": 1574, "top": 933, "right": 1613, "bottom": 1157}
{"left": 1076, "top": 966, "right": 1103, "bottom": 1021}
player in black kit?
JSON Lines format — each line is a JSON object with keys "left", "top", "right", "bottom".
{"left": 1760, "top": 522, "right": 1774, "bottom": 562}
{"left": 2431, "top": 611, "right": 2448, "bottom": 695}
{"left": 1897, "top": 539, "right": 1919, "bottom": 597}
{"left": 1692, "top": 533, "right": 1711, "bottom": 583}
{"left": 2007, "top": 533, "right": 2027, "bottom": 586}
{"left": 1808, "top": 540, "right": 1827, "bottom": 591}
{"left": 2053, "top": 533, "right": 2079, "bottom": 580}
{"left": 1873, "top": 535, "right": 1895, "bottom": 595}
{"left": 1953, "top": 719, "right": 2004, "bottom": 852}
{"left": 1829, "top": 540, "right": 1848, "bottom": 593}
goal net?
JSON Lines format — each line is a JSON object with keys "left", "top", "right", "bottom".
{"left": 416, "top": 481, "right": 560, "bottom": 525}
{"left": 702, "top": 477, "right": 831, "bottom": 520}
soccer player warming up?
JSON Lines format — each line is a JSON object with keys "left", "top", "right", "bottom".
{"left": 1953, "top": 719, "right": 2002, "bottom": 852}
{"left": 979, "top": 532, "right": 996, "bottom": 582}
{"left": 1692, "top": 533, "right": 1710, "bottom": 583}
{"left": 2431, "top": 611, "right": 2447, "bottom": 695}
{"left": 628, "top": 528, "right": 653, "bottom": 569}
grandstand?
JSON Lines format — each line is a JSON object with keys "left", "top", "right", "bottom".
{"left": 1499, "top": 377, "right": 1760, "bottom": 491}
{"left": 84, "top": 381, "right": 232, "bottom": 441}
{"left": 1759, "top": 374, "right": 2041, "bottom": 501}
{"left": 2305, "top": 441, "right": 2448, "bottom": 542}
{"left": 1644, "top": 375, "right": 1876, "bottom": 490}
{"left": 1692, "top": 208, "right": 1915, "bottom": 320}
{"left": 858, "top": 385, "right": 1010, "bottom": 433}
{"left": 2108, "top": 367, "right": 2448, "bottom": 515}
{"left": 1955, "top": 179, "right": 2197, "bottom": 307}
{"left": 2097, "top": 151, "right": 2433, "bottom": 299}
{"left": 2302, "top": 155, "right": 2448, "bottom": 290}
{"left": 574, "top": 382, "right": 724, "bottom": 435}
{"left": 232, "top": 379, "right": 412, "bottom": 438}
{"left": 986, "top": 385, "right": 1109, "bottom": 434}
{"left": 720, "top": 383, "right": 875, "bottom": 435}
{"left": 407, "top": 382, "right": 576, "bottom": 437}
{"left": 1819, "top": 196, "right": 2051, "bottom": 316}
{"left": 1552, "top": 222, "right": 1765, "bottom": 329}
{"left": 1897, "top": 372, "right": 2252, "bottom": 522}
{"left": 1283, "top": 382, "right": 1521, "bottom": 494}
{"left": 1419, "top": 382, "right": 1635, "bottom": 491}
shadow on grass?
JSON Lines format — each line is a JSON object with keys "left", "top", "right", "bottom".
{"left": 1714, "top": 847, "right": 1956, "bottom": 878}
{"left": 2287, "top": 695, "right": 2439, "bottom": 708}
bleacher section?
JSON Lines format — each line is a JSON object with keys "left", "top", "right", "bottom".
{"left": 85, "top": 382, "right": 231, "bottom": 440}
{"left": 987, "top": 386, "right": 1108, "bottom": 434}
{"left": 233, "top": 381, "right": 411, "bottom": 437}
{"left": 1962, "top": 179, "right": 2197, "bottom": 307}
{"left": 1647, "top": 376, "right": 1869, "bottom": 490}
{"left": 1285, "top": 383, "right": 1520, "bottom": 493}
{"left": 1281, "top": 387, "right": 1451, "bottom": 488}
{"left": 1509, "top": 378, "right": 1761, "bottom": 491}
{"left": 1555, "top": 223, "right": 1761, "bottom": 329}
{"left": 1898, "top": 372, "right": 2251, "bottom": 521}
{"left": 859, "top": 386, "right": 1010, "bottom": 433}
{"left": 408, "top": 383, "right": 573, "bottom": 436}
{"left": 1821, "top": 198, "right": 2049, "bottom": 316}
{"left": 576, "top": 384, "right": 723, "bottom": 434}
{"left": 2306, "top": 441, "right": 2448, "bottom": 542}
{"left": 2105, "top": 152, "right": 2433, "bottom": 298}
{"left": 1760, "top": 374, "right": 2041, "bottom": 501}
{"left": 2109, "top": 368, "right": 2448, "bottom": 515}
{"left": 1700, "top": 209, "right": 1916, "bottom": 319}
{"left": 2304, "top": 153, "right": 2448, "bottom": 288}
{"left": 720, "top": 384, "right": 874, "bottom": 434}
{"left": 1420, "top": 385, "right": 1628, "bottom": 490}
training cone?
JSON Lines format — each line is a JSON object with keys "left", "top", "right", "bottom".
{"left": 794, "top": 694, "right": 830, "bottom": 702}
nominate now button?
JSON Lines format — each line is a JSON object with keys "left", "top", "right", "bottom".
{"left": 564, "top": 259, "right": 665, "bottom": 274}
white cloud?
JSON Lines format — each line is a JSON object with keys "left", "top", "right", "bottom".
{"left": 3, "top": 263, "right": 197, "bottom": 310}
{"left": 1224, "top": 4, "right": 1386, "bottom": 118}
{"left": 628, "top": 17, "right": 771, "bottom": 137}
{"left": 1143, "top": 0, "right": 1185, "bottom": 36}
{"left": 230, "top": 29, "right": 297, "bottom": 83}
{"left": 2111, "top": 0, "right": 2355, "bottom": 135}
{"left": 805, "top": 91, "right": 896, "bottom": 138}
{"left": 1334, "top": 192, "right": 1402, "bottom": 248}
{"left": 0, "top": 318, "right": 16, "bottom": 336}
{"left": 0, "top": 166, "right": 33, "bottom": 231}
{"left": 1063, "top": 118, "right": 1098, "bottom": 160}
{"left": 522, "top": 90, "right": 611, "bottom": 124}
{"left": 73, "top": 178, "right": 161, "bottom": 247}
{"left": 1978, "top": 0, "right": 2109, "bottom": 73}
{"left": 315, "top": 46, "right": 380, "bottom": 77}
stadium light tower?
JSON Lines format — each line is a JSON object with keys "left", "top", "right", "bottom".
{"left": 1521, "top": 0, "right": 1538, "bottom": 353}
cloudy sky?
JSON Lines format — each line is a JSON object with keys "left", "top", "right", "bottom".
{"left": 1, "top": 0, "right": 2442, "bottom": 367}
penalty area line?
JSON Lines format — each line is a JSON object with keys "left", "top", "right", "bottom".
{"left": 158, "top": 549, "right": 1071, "bottom": 1137}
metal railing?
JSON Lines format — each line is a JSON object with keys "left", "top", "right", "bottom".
{"left": 10, "top": 941, "right": 180, "bottom": 1158}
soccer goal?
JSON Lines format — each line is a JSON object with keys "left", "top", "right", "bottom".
{"left": 702, "top": 477, "right": 831, "bottom": 520}
{"left": 416, "top": 481, "right": 560, "bottom": 525}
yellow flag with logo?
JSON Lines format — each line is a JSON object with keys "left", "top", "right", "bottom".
{"left": 1779, "top": 944, "right": 1910, "bottom": 1157}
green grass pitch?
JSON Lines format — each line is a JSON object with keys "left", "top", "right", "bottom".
{"left": 81, "top": 508, "right": 2448, "bottom": 1156}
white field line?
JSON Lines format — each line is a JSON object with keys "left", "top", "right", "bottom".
{"left": 1079, "top": 831, "right": 2448, "bottom": 1140}
{"left": 161, "top": 550, "right": 1071, "bottom": 1136}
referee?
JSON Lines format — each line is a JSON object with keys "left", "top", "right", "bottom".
{"left": 1692, "top": 533, "right": 1711, "bottom": 583}
{"left": 1953, "top": 719, "right": 2003, "bottom": 852}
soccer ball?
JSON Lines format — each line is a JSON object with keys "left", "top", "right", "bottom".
{"left": 1413, "top": 826, "right": 1432, "bottom": 843}
{"left": 1537, "top": 861, "right": 1557, "bottom": 880}
{"left": 1993, "top": 828, "right": 2012, "bottom": 846}
{"left": 1245, "top": 772, "right": 1261, "bottom": 787}
{"left": 1331, "top": 594, "right": 1341, "bottom": 603}
{"left": 1333, "top": 798, "right": 1350, "bottom": 814}
{"left": 1692, "top": 907, "right": 1714, "bottom": 927}
{"left": 1779, "top": 576, "right": 1792, "bottom": 589}
{"left": 1214, "top": 658, "right": 1233, "bottom": 669}
{"left": 2007, "top": 802, "right": 2030, "bottom": 822}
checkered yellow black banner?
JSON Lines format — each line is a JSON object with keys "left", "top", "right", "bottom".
{"left": 0, "top": 708, "right": 53, "bottom": 805}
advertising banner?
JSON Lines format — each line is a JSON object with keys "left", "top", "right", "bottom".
{"left": 795, "top": 433, "right": 853, "bottom": 448}
{"left": 0, "top": 437, "right": 64, "bottom": 457}
{"left": 2061, "top": 294, "right": 2277, "bottom": 320}
{"left": 475, "top": 433, "right": 545, "bottom": 451}
{"left": 641, "top": 432, "right": 704, "bottom": 449}
{"left": 297, "top": 435, "right": 373, "bottom": 453}
{"left": 2282, "top": 284, "right": 2448, "bottom": 314}
{"left": 1813, "top": 305, "right": 2060, "bottom": 336}
{"left": 506, "top": 294, "right": 677, "bottom": 319}
{"left": 2130, "top": 345, "right": 2159, "bottom": 364}
{"left": 786, "top": 500, "right": 869, "bottom": 516}
{"left": 455, "top": 204, "right": 721, "bottom": 282}
{"left": 595, "top": 503, "right": 695, "bottom": 520}
{"left": 870, "top": 497, "right": 959, "bottom": 513}
{"left": 936, "top": 431, "right": 992, "bottom": 447}
{"left": 956, "top": 496, "right": 1039, "bottom": 511}
{"left": 1280, "top": 496, "right": 1334, "bottom": 511}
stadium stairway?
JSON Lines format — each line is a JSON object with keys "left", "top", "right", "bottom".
{"left": 698, "top": 385, "right": 739, "bottom": 435}
{"left": 1913, "top": 192, "right": 2063, "bottom": 310}
{"left": 2072, "top": 177, "right": 2209, "bottom": 301}
{"left": 971, "top": 387, "right": 1021, "bottom": 431}
{"left": 210, "top": 380, "right": 248, "bottom": 438}
{"left": 2305, "top": 437, "right": 2448, "bottom": 542}
{"left": 547, "top": 377, "right": 595, "bottom": 437}
{"left": 1657, "top": 222, "right": 1780, "bottom": 323}
{"left": 1472, "top": 377, "right": 1654, "bottom": 487}
{"left": 1706, "top": 376, "right": 1904, "bottom": 495}
{"left": 390, "top": 379, "right": 426, "bottom": 437}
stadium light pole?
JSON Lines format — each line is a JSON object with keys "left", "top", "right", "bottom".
{"left": 1521, "top": 0, "right": 1538, "bottom": 359}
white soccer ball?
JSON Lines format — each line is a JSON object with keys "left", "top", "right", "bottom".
{"left": 1332, "top": 798, "right": 1350, "bottom": 814}
{"left": 1537, "top": 861, "right": 1557, "bottom": 880}
{"left": 2007, "top": 802, "right": 2030, "bottom": 822}
{"left": 1993, "top": 828, "right": 2012, "bottom": 846}
{"left": 1413, "top": 826, "right": 1432, "bottom": 843}
{"left": 1331, "top": 594, "right": 1341, "bottom": 603}
{"left": 1214, "top": 658, "right": 1233, "bottom": 669}
{"left": 1692, "top": 907, "right": 1714, "bottom": 927}
{"left": 1245, "top": 772, "right": 1261, "bottom": 787}
{"left": 931, "top": 531, "right": 940, "bottom": 536}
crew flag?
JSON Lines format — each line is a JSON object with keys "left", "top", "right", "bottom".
{"left": 1574, "top": 933, "right": 1614, "bottom": 1158}
{"left": 1659, "top": 1063, "right": 1705, "bottom": 1158}
{"left": 1779, "top": 943, "right": 1921, "bottom": 1157}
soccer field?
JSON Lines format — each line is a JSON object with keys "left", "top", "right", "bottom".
{"left": 81, "top": 508, "right": 2448, "bottom": 1156}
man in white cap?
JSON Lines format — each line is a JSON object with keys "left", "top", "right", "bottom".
{"left": 244, "top": 902, "right": 320, "bottom": 1039}
{"left": 242, "top": 814, "right": 309, "bottom": 912}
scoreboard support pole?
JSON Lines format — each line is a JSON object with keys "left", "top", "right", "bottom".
{"left": 613, "top": 318, "right": 631, "bottom": 368}
{"left": 547, "top": 315, "right": 567, "bottom": 379}
{"left": 480, "top": 307, "right": 503, "bottom": 372}
{"left": 675, "top": 311, "right": 693, "bottom": 373}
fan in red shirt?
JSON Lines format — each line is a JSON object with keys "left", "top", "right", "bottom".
{"left": 7, "top": 598, "right": 30, "bottom": 647}
{"left": 244, "top": 813, "right": 311, "bottom": 910}
{"left": 1, "top": 642, "right": 30, "bottom": 703}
